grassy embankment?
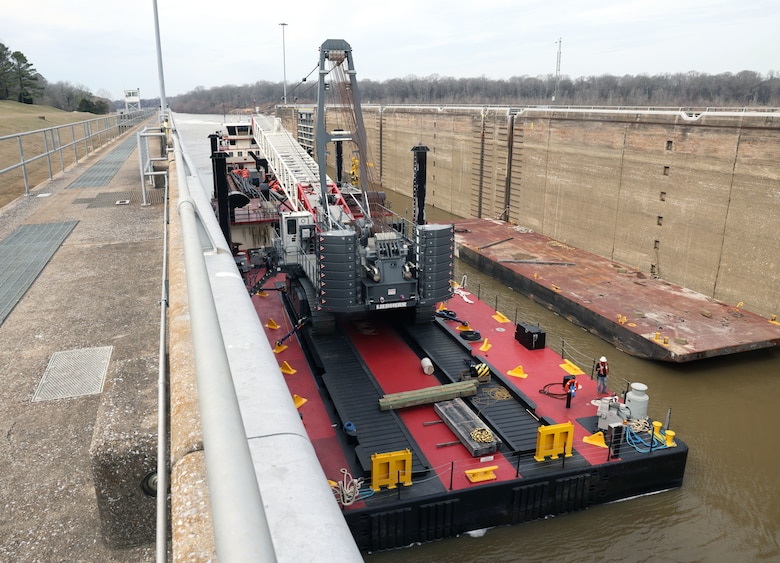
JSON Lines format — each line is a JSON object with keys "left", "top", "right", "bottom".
{"left": 0, "top": 101, "right": 97, "bottom": 208}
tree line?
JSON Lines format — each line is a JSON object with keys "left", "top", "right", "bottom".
{"left": 0, "top": 42, "right": 110, "bottom": 114}
{"left": 167, "top": 70, "right": 780, "bottom": 114}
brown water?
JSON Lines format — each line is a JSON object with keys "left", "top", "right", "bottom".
{"left": 176, "top": 114, "right": 780, "bottom": 562}
{"left": 365, "top": 193, "right": 780, "bottom": 562}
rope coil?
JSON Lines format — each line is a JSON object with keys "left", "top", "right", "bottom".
{"left": 470, "top": 427, "right": 494, "bottom": 443}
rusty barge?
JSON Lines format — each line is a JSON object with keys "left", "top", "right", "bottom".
{"left": 452, "top": 218, "right": 780, "bottom": 362}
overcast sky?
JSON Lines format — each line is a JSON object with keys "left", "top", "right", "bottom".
{"left": 2, "top": 0, "right": 777, "bottom": 101}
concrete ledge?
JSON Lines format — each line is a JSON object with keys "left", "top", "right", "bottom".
{"left": 171, "top": 451, "right": 216, "bottom": 561}
{"left": 167, "top": 157, "right": 216, "bottom": 561}
{"left": 89, "top": 356, "right": 159, "bottom": 547}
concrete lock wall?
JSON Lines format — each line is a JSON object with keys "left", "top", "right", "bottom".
{"left": 281, "top": 106, "right": 779, "bottom": 319}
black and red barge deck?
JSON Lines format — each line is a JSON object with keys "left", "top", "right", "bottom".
{"left": 254, "top": 270, "right": 688, "bottom": 552}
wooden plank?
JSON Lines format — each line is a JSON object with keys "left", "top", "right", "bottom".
{"left": 378, "top": 380, "right": 478, "bottom": 411}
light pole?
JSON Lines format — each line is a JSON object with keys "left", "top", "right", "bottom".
{"left": 279, "top": 23, "right": 288, "bottom": 104}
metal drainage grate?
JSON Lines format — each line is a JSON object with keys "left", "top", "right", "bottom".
{"left": 32, "top": 346, "right": 113, "bottom": 402}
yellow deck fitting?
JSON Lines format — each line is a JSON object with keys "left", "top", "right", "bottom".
{"left": 464, "top": 465, "right": 499, "bottom": 483}
{"left": 456, "top": 323, "right": 472, "bottom": 331}
{"left": 583, "top": 431, "right": 608, "bottom": 448}
{"left": 280, "top": 360, "right": 297, "bottom": 375}
{"left": 371, "top": 449, "right": 413, "bottom": 491}
{"left": 479, "top": 338, "right": 492, "bottom": 352}
{"left": 664, "top": 430, "right": 677, "bottom": 447}
{"left": 559, "top": 359, "right": 584, "bottom": 375}
{"left": 437, "top": 302, "right": 447, "bottom": 311}
{"left": 293, "top": 394, "right": 307, "bottom": 408}
{"left": 507, "top": 365, "right": 527, "bottom": 378}
{"left": 273, "top": 342, "right": 288, "bottom": 354}
{"left": 492, "top": 311, "right": 511, "bottom": 323}
{"left": 534, "top": 421, "right": 574, "bottom": 461}
{"left": 265, "top": 318, "right": 280, "bottom": 329}
{"left": 256, "top": 290, "right": 268, "bottom": 298}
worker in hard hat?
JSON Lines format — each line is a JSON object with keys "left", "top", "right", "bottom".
{"left": 596, "top": 356, "right": 609, "bottom": 394}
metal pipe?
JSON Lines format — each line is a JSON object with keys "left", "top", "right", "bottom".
{"left": 173, "top": 136, "right": 276, "bottom": 562}
{"left": 156, "top": 138, "right": 170, "bottom": 563}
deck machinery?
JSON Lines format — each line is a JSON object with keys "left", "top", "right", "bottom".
{"left": 247, "top": 39, "right": 453, "bottom": 330}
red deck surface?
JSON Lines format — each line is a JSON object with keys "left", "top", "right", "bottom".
{"left": 440, "top": 287, "right": 615, "bottom": 466}
{"left": 251, "top": 271, "right": 619, "bottom": 503}
{"left": 452, "top": 218, "right": 780, "bottom": 361}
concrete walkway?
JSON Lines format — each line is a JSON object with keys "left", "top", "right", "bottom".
{"left": 0, "top": 131, "right": 161, "bottom": 562}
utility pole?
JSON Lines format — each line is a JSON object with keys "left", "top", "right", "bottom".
{"left": 280, "top": 23, "right": 288, "bottom": 104}
{"left": 553, "top": 37, "right": 561, "bottom": 103}
{"left": 152, "top": 0, "right": 168, "bottom": 121}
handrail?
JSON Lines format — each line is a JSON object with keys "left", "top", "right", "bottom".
{"left": 156, "top": 137, "right": 170, "bottom": 563}
{"left": 172, "top": 133, "right": 277, "bottom": 562}
{"left": 0, "top": 109, "right": 155, "bottom": 196}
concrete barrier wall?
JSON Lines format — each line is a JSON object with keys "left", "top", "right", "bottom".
{"left": 167, "top": 157, "right": 217, "bottom": 562}
{"left": 288, "top": 106, "right": 778, "bottom": 318}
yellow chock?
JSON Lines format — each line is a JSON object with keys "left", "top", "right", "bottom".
{"left": 437, "top": 302, "right": 447, "bottom": 311}
{"left": 256, "top": 290, "right": 268, "bottom": 298}
{"left": 280, "top": 360, "right": 297, "bottom": 375}
{"left": 479, "top": 338, "right": 492, "bottom": 352}
{"left": 265, "top": 318, "right": 280, "bottom": 330}
{"left": 770, "top": 314, "right": 780, "bottom": 326}
{"left": 273, "top": 341, "right": 288, "bottom": 354}
{"left": 464, "top": 465, "right": 499, "bottom": 483}
{"left": 293, "top": 393, "right": 307, "bottom": 408}
{"left": 559, "top": 359, "right": 584, "bottom": 375}
{"left": 507, "top": 365, "right": 527, "bottom": 378}
{"left": 456, "top": 323, "right": 472, "bottom": 331}
{"left": 492, "top": 311, "right": 510, "bottom": 323}
{"left": 583, "top": 431, "right": 608, "bottom": 448}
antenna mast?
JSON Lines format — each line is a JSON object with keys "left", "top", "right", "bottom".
{"left": 553, "top": 37, "right": 561, "bottom": 102}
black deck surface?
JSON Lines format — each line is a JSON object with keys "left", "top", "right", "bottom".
{"left": 307, "top": 326, "right": 432, "bottom": 475}
{"left": 402, "top": 319, "right": 544, "bottom": 453}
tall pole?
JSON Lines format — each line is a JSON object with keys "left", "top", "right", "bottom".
{"left": 152, "top": 0, "right": 168, "bottom": 120}
{"left": 279, "top": 23, "right": 288, "bottom": 104}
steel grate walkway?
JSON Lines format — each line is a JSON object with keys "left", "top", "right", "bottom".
{"left": 67, "top": 135, "right": 138, "bottom": 188}
{"left": 0, "top": 221, "right": 79, "bottom": 326}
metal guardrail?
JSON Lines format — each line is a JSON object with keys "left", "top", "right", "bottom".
{"left": 172, "top": 130, "right": 277, "bottom": 562}
{"left": 0, "top": 109, "right": 155, "bottom": 196}
{"left": 138, "top": 125, "right": 170, "bottom": 206}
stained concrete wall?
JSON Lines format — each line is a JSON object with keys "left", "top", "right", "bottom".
{"left": 282, "top": 106, "right": 779, "bottom": 319}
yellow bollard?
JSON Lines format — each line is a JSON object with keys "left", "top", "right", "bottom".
{"left": 652, "top": 421, "right": 663, "bottom": 441}
{"left": 665, "top": 430, "right": 676, "bottom": 447}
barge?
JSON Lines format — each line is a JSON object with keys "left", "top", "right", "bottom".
{"left": 212, "top": 39, "right": 688, "bottom": 552}
{"left": 453, "top": 218, "right": 780, "bottom": 362}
